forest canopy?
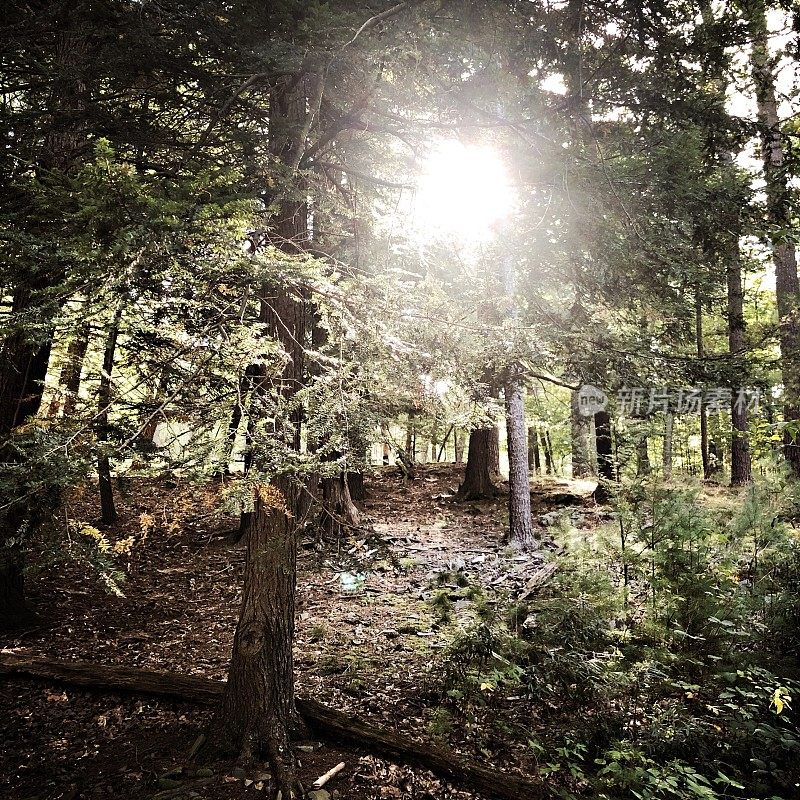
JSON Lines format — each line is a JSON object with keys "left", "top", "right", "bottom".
{"left": 3, "top": 1, "right": 800, "bottom": 799}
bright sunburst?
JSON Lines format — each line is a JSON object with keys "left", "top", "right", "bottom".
{"left": 413, "top": 140, "right": 515, "bottom": 245}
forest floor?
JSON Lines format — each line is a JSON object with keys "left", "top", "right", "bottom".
{"left": 1, "top": 464, "right": 603, "bottom": 800}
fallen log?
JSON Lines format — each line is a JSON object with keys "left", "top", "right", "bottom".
{"left": 0, "top": 653, "right": 547, "bottom": 800}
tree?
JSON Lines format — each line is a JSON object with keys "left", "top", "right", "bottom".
{"left": 741, "top": 0, "right": 800, "bottom": 475}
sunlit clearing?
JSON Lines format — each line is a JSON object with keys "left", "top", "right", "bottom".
{"left": 413, "top": 141, "right": 515, "bottom": 245}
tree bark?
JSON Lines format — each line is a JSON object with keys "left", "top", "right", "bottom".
{"left": 488, "top": 424, "right": 501, "bottom": 480}
{"left": 504, "top": 376, "right": 536, "bottom": 549}
{"left": 0, "top": 10, "right": 91, "bottom": 627}
{"left": 744, "top": 0, "right": 800, "bottom": 474}
{"left": 97, "top": 308, "right": 122, "bottom": 525}
{"left": 212, "top": 475, "right": 302, "bottom": 784}
{"left": 458, "top": 428, "right": 497, "bottom": 500}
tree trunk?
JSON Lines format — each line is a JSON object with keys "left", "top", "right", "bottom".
{"left": 729, "top": 236, "right": 752, "bottom": 484}
{"left": 49, "top": 319, "right": 90, "bottom": 417}
{"left": 543, "top": 430, "right": 555, "bottom": 475}
{"left": 97, "top": 308, "right": 122, "bottom": 526}
{"left": 458, "top": 428, "right": 496, "bottom": 500}
{"left": 0, "top": 13, "right": 91, "bottom": 627}
{"left": 504, "top": 376, "right": 536, "bottom": 549}
{"left": 594, "top": 410, "right": 614, "bottom": 481}
{"left": 636, "top": 436, "right": 651, "bottom": 477}
{"left": 454, "top": 428, "right": 464, "bottom": 463}
{"left": 319, "top": 470, "right": 361, "bottom": 539}
{"left": 744, "top": 0, "right": 800, "bottom": 475}
{"left": 695, "top": 286, "right": 712, "bottom": 479}
{"left": 570, "top": 390, "right": 591, "bottom": 478}
{"left": 663, "top": 412, "right": 674, "bottom": 479}
{"left": 527, "top": 426, "right": 541, "bottom": 474}
{"left": 212, "top": 475, "right": 302, "bottom": 783}
{"left": 215, "top": 73, "right": 310, "bottom": 794}
{"left": 488, "top": 424, "right": 501, "bottom": 480}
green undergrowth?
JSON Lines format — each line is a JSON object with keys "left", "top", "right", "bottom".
{"left": 423, "top": 473, "right": 800, "bottom": 799}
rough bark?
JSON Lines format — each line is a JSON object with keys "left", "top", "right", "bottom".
{"left": 212, "top": 475, "right": 302, "bottom": 785}
{"left": 488, "top": 424, "right": 501, "bottom": 480}
{"left": 0, "top": 654, "right": 547, "bottom": 800}
{"left": 319, "top": 470, "right": 361, "bottom": 539}
{"left": 458, "top": 428, "right": 497, "bottom": 500}
{"left": 744, "top": 0, "right": 800, "bottom": 474}
{"left": 504, "top": 376, "right": 536, "bottom": 549}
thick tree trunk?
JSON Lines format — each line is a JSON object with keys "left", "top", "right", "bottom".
{"left": 570, "top": 390, "right": 591, "bottom": 478}
{"left": 216, "top": 73, "right": 309, "bottom": 795}
{"left": 319, "top": 470, "right": 361, "bottom": 539}
{"left": 97, "top": 308, "right": 122, "bottom": 526}
{"left": 504, "top": 376, "right": 536, "bottom": 549}
{"left": 0, "top": 14, "right": 91, "bottom": 626}
{"left": 458, "top": 428, "right": 496, "bottom": 499}
{"left": 212, "top": 475, "right": 302, "bottom": 784}
{"left": 745, "top": 0, "right": 800, "bottom": 475}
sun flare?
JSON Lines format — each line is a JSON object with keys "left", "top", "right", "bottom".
{"left": 413, "top": 140, "right": 515, "bottom": 245}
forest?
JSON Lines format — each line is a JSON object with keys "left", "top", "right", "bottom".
{"left": 2, "top": 1, "right": 800, "bottom": 799}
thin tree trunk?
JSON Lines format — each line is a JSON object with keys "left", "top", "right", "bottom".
{"left": 663, "top": 412, "right": 674, "bottom": 479}
{"left": 527, "top": 426, "right": 541, "bottom": 474}
{"left": 488, "top": 424, "right": 501, "bottom": 480}
{"left": 543, "top": 430, "right": 555, "bottom": 475}
{"left": 595, "top": 410, "right": 614, "bottom": 481}
{"left": 696, "top": 285, "right": 711, "bottom": 479}
{"left": 49, "top": 319, "right": 90, "bottom": 417}
{"left": 744, "top": 0, "right": 800, "bottom": 475}
{"left": 636, "top": 436, "right": 651, "bottom": 477}
{"left": 504, "top": 375, "right": 536, "bottom": 548}
{"left": 97, "top": 308, "right": 122, "bottom": 525}
{"left": 454, "top": 428, "right": 464, "bottom": 463}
